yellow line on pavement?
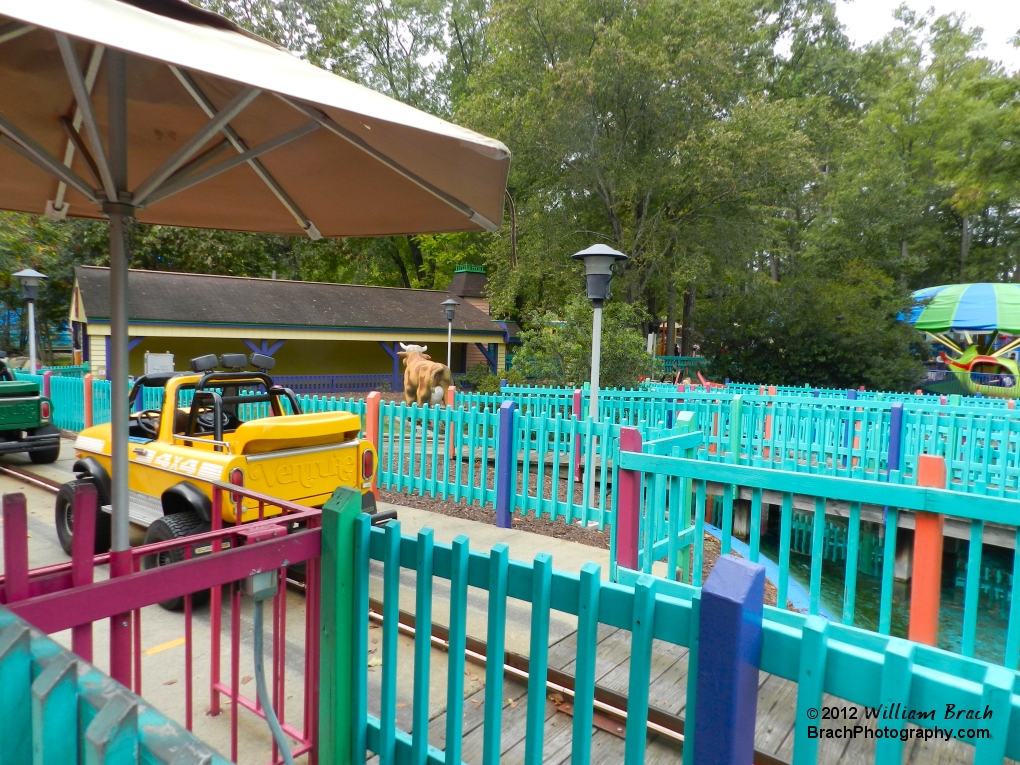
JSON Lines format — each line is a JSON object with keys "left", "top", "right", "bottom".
{"left": 143, "top": 637, "right": 186, "bottom": 656}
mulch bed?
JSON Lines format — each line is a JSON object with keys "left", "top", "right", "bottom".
{"left": 380, "top": 486, "right": 790, "bottom": 609}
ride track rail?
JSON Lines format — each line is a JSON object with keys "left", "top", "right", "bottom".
{"left": 0, "top": 461, "right": 788, "bottom": 765}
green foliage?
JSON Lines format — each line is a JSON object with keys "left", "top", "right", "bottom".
{"left": 697, "top": 265, "right": 929, "bottom": 390}
{"left": 511, "top": 296, "right": 655, "bottom": 388}
{"left": 462, "top": 363, "right": 524, "bottom": 393}
{"left": 2, "top": 0, "right": 1017, "bottom": 394}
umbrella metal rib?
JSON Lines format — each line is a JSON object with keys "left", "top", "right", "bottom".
{"left": 51, "top": 44, "right": 105, "bottom": 218}
{"left": 142, "top": 121, "right": 321, "bottom": 207}
{"left": 0, "top": 114, "right": 99, "bottom": 203}
{"left": 56, "top": 34, "right": 118, "bottom": 202}
{"left": 170, "top": 65, "right": 322, "bottom": 239}
{"left": 282, "top": 96, "right": 501, "bottom": 233}
{"left": 132, "top": 86, "right": 262, "bottom": 206}
{"left": 0, "top": 21, "right": 31, "bottom": 44}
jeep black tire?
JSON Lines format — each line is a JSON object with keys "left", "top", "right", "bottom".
{"left": 55, "top": 479, "right": 111, "bottom": 556}
{"left": 29, "top": 425, "right": 61, "bottom": 464}
{"left": 142, "top": 511, "right": 211, "bottom": 611}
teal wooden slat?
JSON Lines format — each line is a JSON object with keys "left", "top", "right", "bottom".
{"left": 83, "top": 691, "right": 138, "bottom": 764}
{"left": 792, "top": 616, "right": 828, "bottom": 765}
{"left": 1006, "top": 527, "right": 1020, "bottom": 669}
{"left": 809, "top": 497, "right": 825, "bottom": 615}
{"left": 571, "top": 563, "right": 600, "bottom": 765}
{"left": 778, "top": 493, "right": 793, "bottom": 608}
{"left": 444, "top": 537, "right": 469, "bottom": 765}
{"left": 482, "top": 544, "right": 509, "bottom": 765}
{"left": 962, "top": 519, "right": 984, "bottom": 658}
{"left": 379, "top": 521, "right": 401, "bottom": 765}
{"left": 842, "top": 502, "right": 861, "bottom": 626}
{"left": 624, "top": 575, "right": 655, "bottom": 765}
{"left": 693, "top": 481, "right": 706, "bottom": 587}
{"left": 411, "top": 529, "right": 434, "bottom": 765}
{"left": 972, "top": 665, "right": 1013, "bottom": 761}
{"left": 353, "top": 515, "right": 371, "bottom": 761}
{"left": 524, "top": 553, "right": 552, "bottom": 765}
{"left": 749, "top": 488, "right": 762, "bottom": 562}
{"left": 0, "top": 622, "right": 32, "bottom": 765}
{"left": 873, "top": 639, "right": 914, "bottom": 764}
{"left": 31, "top": 654, "right": 78, "bottom": 765}
{"left": 720, "top": 484, "right": 733, "bottom": 555}
{"left": 681, "top": 590, "right": 701, "bottom": 765}
{"left": 879, "top": 507, "right": 898, "bottom": 634}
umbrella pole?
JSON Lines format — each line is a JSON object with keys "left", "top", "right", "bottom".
{"left": 105, "top": 49, "right": 134, "bottom": 687}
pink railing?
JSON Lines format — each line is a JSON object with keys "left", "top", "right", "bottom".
{"left": 0, "top": 481, "right": 324, "bottom": 765}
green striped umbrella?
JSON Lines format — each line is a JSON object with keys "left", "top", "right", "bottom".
{"left": 904, "top": 283, "right": 1020, "bottom": 334}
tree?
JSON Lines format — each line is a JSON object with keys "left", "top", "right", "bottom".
{"left": 511, "top": 295, "right": 655, "bottom": 388}
{"left": 697, "top": 264, "right": 927, "bottom": 390}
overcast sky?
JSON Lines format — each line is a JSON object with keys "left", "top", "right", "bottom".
{"left": 835, "top": 0, "right": 1020, "bottom": 72}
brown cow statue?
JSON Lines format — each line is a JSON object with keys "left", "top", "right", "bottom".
{"left": 398, "top": 343, "right": 454, "bottom": 406}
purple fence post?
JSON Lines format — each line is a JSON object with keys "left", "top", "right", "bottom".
{"left": 42, "top": 370, "right": 52, "bottom": 398}
{"left": 616, "top": 427, "right": 643, "bottom": 571}
{"left": 495, "top": 401, "right": 517, "bottom": 529}
{"left": 573, "top": 389, "right": 583, "bottom": 481}
{"left": 693, "top": 554, "right": 765, "bottom": 765}
{"left": 2, "top": 493, "right": 29, "bottom": 603}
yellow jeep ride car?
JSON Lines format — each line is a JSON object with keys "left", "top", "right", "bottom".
{"left": 56, "top": 353, "right": 379, "bottom": 579}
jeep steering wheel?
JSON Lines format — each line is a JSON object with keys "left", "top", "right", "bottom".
{"left": 196, "top": 408, "right": 231, "bottom": 433}
{"left": 136, "top": 409, "right": 162, "bottom": 437}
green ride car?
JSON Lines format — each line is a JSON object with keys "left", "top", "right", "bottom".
{"left": 0, "top": 352, "right": 60, "bottom": 464}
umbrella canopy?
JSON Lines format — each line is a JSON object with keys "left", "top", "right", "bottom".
{"left": 0, "top": 0, "right": 510, "bottom": 683}
{"left": 0, "top": 0, "right": 509, "bottom": 235}
{"left": 904, "top": 284, "right": 1020, "bottom": 334}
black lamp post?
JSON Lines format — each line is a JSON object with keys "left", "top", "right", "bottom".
{"left": 13, "top": 268, "right": 46, "bottom": 374}
{"left": 442, "top": 298, "right": 459, "bottom": 369}
{"left": 571, "top": 245, "right": 627, "bottom": 422}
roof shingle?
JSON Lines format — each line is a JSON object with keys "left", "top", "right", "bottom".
{"left": 74, "top": 266, "right": 503, "bottom": 334}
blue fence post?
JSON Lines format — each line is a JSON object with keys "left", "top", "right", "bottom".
{"left": 495, "top": 401, "right": 516, "bottom": 528}
{"left": 693, "top": 554, "right": 765, "bottom": 765}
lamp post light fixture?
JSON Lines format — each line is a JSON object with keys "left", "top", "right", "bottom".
{"left": 442, "top": 298, "right": 459, "bottom": 370}
{"left": 571, "top": 244, "right": 628, "bottom": 425}
{"left": 13, "top": 268, "right": 46, "bottom": 374}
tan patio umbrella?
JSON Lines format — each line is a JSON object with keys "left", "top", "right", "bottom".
{"left": 0, "top": 0, "right": 508, "bottom": 637}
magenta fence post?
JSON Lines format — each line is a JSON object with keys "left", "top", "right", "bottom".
{"left": 495, "top": 401, "right": 517, "bottom": 528}
{"left": 2, "top": 493, "right": 29, "bottom": 602}
{"left": 615, "top": 427, "right": 643, "bottom": 572}
{"left": 70, "top": 482, "right": 98, "bottom": 661}
{"left": 693, "top": 554, "right": 765, "bottom": 765}
{"left": 573, "top": 389, "right": 583, "bottom": 481}
{"left": 41, "top": 370, "right": 52, "bottom": 398}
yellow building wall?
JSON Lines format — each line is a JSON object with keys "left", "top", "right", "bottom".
{"left": 113, "top": 336, "right": 476, "bottom": 377}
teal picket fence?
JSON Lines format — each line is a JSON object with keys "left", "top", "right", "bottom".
{"left": 512, "top": 408, "right": 620, "bottom": 528}
{"left": 11, "top": 370, "right": 44, "bottom": 387}
{"left": 459, "top": 386, "right": 576, "bottom": 417}
{"left": 614, "top": 430, "right": 1020, "bottom": 667}
{"left": 49, "top": 375, "right": 84, "bottom": 431}
{"left": 0, "top": 605, "right": 228, "bottom": 763}
{"left": 38, "top": 364, "right": 90, "bottom": 378}
{"left": 652, "top": 355, "right": 706, "bottom": 376}
{"left": 376, "top": 400, "right": 501, "bottom": 509}
{"left": 91, "top": 378, "right": 112, "bottom": 425}
{"left": 348, "top": 513, "right": 1020, "bottom": 765}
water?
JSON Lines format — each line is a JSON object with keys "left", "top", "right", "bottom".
{"left": 756, "top": 524, "right": 1012, "bottom": 665}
